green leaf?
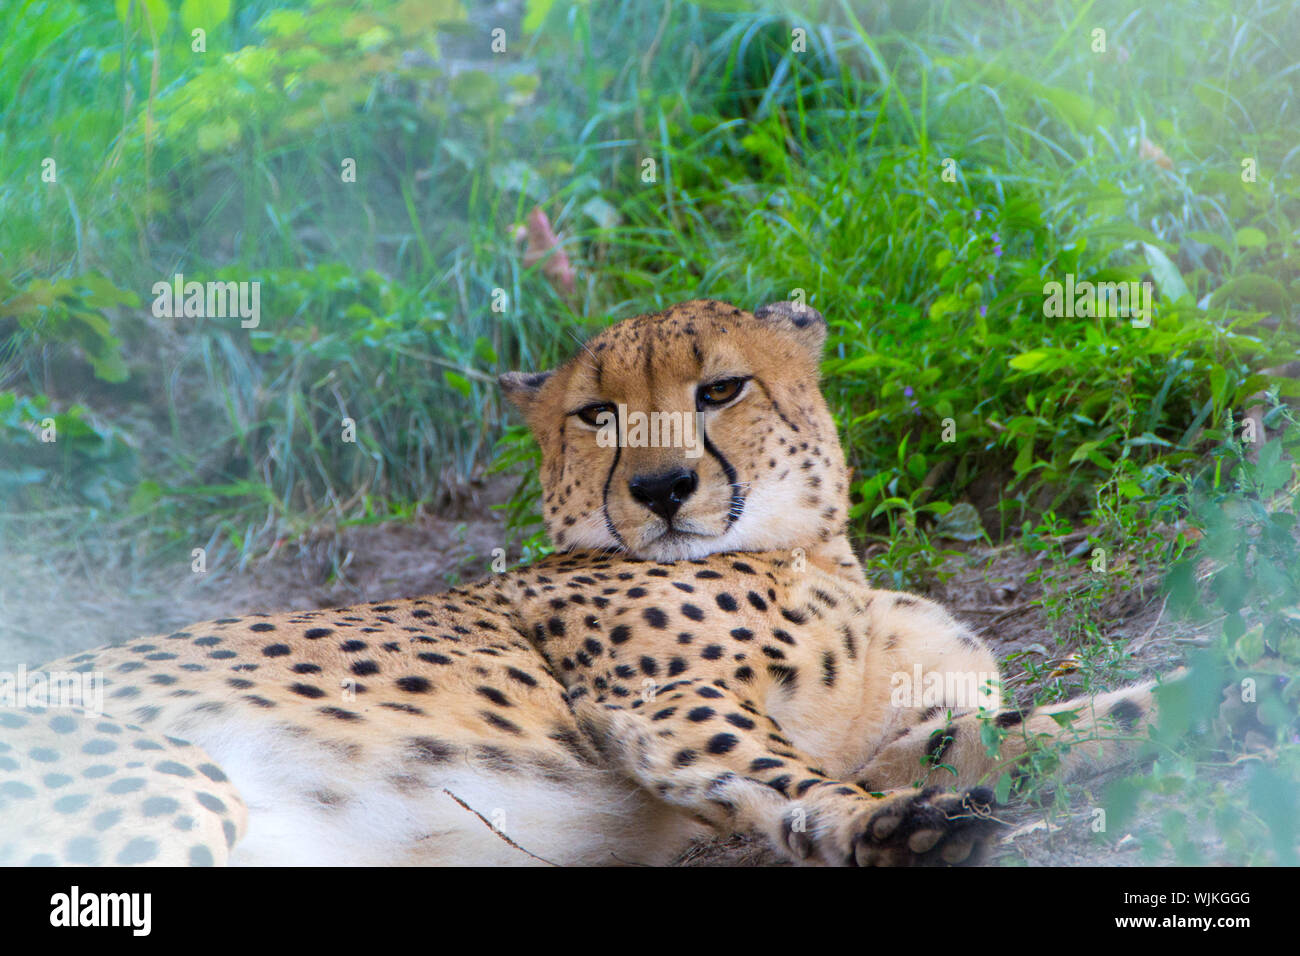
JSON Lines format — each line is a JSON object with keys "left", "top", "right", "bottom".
{"left": 443, "top": 371, "right": 472, "bottom": 398}
{"left": 1009, "top": 349, "right": 1050, "bottom": 372}
{"left": 1186, "top": 230, "right": 1233, "bottom": 257}
{"left": 180, "top": 0, "right": 231, "bottom": 33}
{"left": 1208, "top": 274, "right": 1289, "bottom": 314}
{"left": 1048, "top": 709, "right": 1081, "bottom": 729}
{"left": 115, "top": 0, "right": 171, "bottom": 34}
{"left": 1141, "top": 242, "right": 1191, "bottom": 302}
{"left": 129, "top": 479, "right": 164, "bottom": 511}
{"left": 928, "top": 294, "right": 963, "bottom": 320}
{"left": 994, "top": 772, "right": 1013, "bottom": 803}
{"left": 932, "top": 502, "right": 984, "bottom": 541}
{"left": 522, "top": 0, "right": 558, "bottom": 33}
{"left": 1234, "top": 227, "right": 1268, "bottom": 249}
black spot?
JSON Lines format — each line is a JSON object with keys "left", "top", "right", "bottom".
{"left": 262, "top": 644, "right": 291, "bottom": 658}
{"left": 687, "top": 707, "right": 715, "bottom": 722}
{"left": 995, "top": 709, "right": 1025, "bottom": 728}
{"left": 747, "top": 592, "right": 768, "bottom": 611}
{"left": 609, "top": 624, "right": 632, "bottom": 644}
{"left": 481, "top": 712, "right": 523, "bottom": 735}
{"left": 715, "top": 593, "right": 738, "bottom": 612}
{"left": 396, "top": 676, "right": 432, "bottom": 693}
{"left": 821, "top": 651, "right": 837, "bottom": 687}
{"left": 476, "top": 686, "right": 511, "bottom": 707}
{"left": 304, "top": 628, "right": 333, "bottom": 639}
{"left": 380, "top": 702, "right": 425, "bottom": 716}
{"left": 408, "top": 737, "right": 454, "bottom": 762}
{"left": 730, "top": 627, "right": 754, "bottom": 642}
{"left": 418, "top": 652, "right": 452, "bottom": 665}
{"left": 319, "top": 707, "right": 361, "bottom": 722}
{"left": 249, "top": 623, "right": 277, "bottom": 632}
{"left": 766, "top": 775, "right": 792, "bottom": 795}
{"left": 506, "top": 667, "right": 538, "bottom": 687}
{"left": 351, "top": 660, "right": 380, "bottom": 677}
{"left": 767, "top": 664, "right": 797, "bottom": 688}
{"left": 289, "top": 683, "right": 325, "bottom": 699}
{"left": 1109, "top": 699, "right": 1143, "bottom": 732}
{"left": 643, "top": 607, "right": 668, "bottom": 629}
{"left": 707, "top": 733, "right": 739, "bottom": 755}
{"left": 339, "top": 640, "right": 367, "bottom": 653}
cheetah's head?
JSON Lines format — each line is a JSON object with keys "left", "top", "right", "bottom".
{"left": 500, "top": 299, "right": 849, "bottom": 561}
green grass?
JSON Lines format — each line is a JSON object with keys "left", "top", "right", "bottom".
{"left": 1, "top": 0, "right": 1298, "bottom": 863}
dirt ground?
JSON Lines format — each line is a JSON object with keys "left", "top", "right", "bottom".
{"left": 0, "top": 476, "right": 1200, "bottom": 866}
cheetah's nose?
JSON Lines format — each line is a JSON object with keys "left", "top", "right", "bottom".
{"left": 628, "top": 468, "right": 698, "bottom": 522}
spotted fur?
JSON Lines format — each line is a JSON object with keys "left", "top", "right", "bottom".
{"left": 1, "top": 300, "right": 1159, "bottom": 867}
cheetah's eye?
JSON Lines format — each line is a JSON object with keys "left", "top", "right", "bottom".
{"left": 574, "top": 403, "right": 616, "bottom": 428}
{"left": 697, "top": 377, "right": 749, "bottom": 408}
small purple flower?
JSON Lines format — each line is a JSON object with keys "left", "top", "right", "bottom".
{"left": 991, "top": 232, "right": 1000, "bottom": 243}
{"left": 993, "top": 246, "right": 1003, "bottom": 257}
{"left": 979, "top": 305, "right": 987, "bottom": 318}
{"left": 903, "top": 386, "right": 914, "bottom": 398}
{"left": 974, "top": 209, "right": 982, "bottom": 221}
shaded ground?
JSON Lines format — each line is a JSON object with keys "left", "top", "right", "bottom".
{"left": 0, "top": 481, "right": 1203, "bottom": 866}
{"left": 0, "top": 478, "right": 512, "bottom": 671}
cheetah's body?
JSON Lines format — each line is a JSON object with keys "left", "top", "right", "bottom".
{"left": 2, "top": 300, "right": 1155, "bottom": 866}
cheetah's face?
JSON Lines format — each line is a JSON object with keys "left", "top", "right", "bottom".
{"left": 501, "top": 300, "right": 850, "bottom": 561}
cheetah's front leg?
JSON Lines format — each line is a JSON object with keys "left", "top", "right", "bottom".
{"left": 575, "top": 683, "right": 1000, "bottom": 865}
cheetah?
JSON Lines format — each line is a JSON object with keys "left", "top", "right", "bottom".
{"left": 0, "top": 299, "right": 1162, "bottom": 867}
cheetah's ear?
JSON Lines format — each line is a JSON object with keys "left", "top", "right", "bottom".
{"left": 499, "top": 370, "right": 553, "bottom": 417}
{"left": 753, "top": 300, "right": 827, "bottom": 358}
